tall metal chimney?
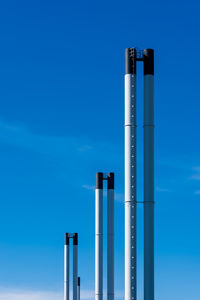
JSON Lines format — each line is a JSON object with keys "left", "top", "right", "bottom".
{"left": 95, "top": 172, "right": 103, "bottom": 300}
{"left": 125, "top": 48, "right": 137, "bottom": 300}
{"left": 124, "top": 48, "right": 155, "bottom": 300}
{"left": 143, "top": 49, "right": 154, "bottom": 300}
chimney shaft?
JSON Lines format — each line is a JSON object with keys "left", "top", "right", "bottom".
{"left": 64, "top": 233, "right": 70, "bottom": 300}
{"left": 107, "top": 173, "right": 114, "bottom": 300}
{"left": 125, "top": 48, "right": 137, "bottom": 300}
{"left": 73, "top": 233, "right": 78, "bottom": 300}
{"left": 143, "top": 49, "right": 154, "bottom": 300}
{"left": 95, "top": 173, "right": 103, "bottom": 300}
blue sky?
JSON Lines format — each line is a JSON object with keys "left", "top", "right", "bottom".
{"left": 0, "top": 0, "right": 200, "bottom": 299}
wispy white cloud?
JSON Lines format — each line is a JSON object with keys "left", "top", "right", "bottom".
{"left": 0, "top": 120, "right": 92, "bottom": 158}
{"left": 82, "top": 184, "right": 95, "bottom": 191}
{"left": 0, "top": 289, "right": 61, "bottom": 300}
{"left": 0, "top": 120, "right": 121, "bottom": 169}
{"left": 78, "top": 145, "right": 93, "bottom": 152}
{"left": 156, "top": 187, "right": 170, "bottom": 192}
{"left": 0, "top": 288, "right": 123, "bottom": 300}
{"left": 0, "top": 289, "right": 92, "bottom": 300}
{"left": 194, "top": 190, "right": 200, "bottom": 195}
{"left": 189, "top": 166, "right": 200, "bottom": 181}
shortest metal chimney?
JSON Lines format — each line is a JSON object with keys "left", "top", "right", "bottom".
{"left": 64, "top": 233, "right": 69, "bottom": 300}
{"left": 64, "top": 233, "right": 79, "bottom": 300}
{"left": 77, "top": 277, "right": 80, "bottom": 300}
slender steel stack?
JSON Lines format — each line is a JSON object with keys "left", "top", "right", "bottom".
{"left": 95, "top": 173, "right": 103, "bottom": 300}
{"left": 124, "top": 48, "right": 154, "bottom": 300}
{"left": 107, "top": 173, "right": 115, "bottom": 300}
{"left": 73, "top": 233, "right": 78, "bottom": 300}
{"left": 77, "top": 277, "right": 80, "bottom": 300}
{"left": 125, "top": 48, "right": 137, "bottom": 300}
{"left": 95, "top": 172, "right": 115, "bottom": 300}
{"left": 64, "top": 233, "right": 79, "bottom": 300}
{"left": 143, "top": 49, "right": 154, "bottom": 300}
{"left": 64, "top": 233, "right": 70, "bottom": 300}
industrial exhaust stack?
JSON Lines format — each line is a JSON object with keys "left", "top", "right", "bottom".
{"left": 143, "top": 49, "right": 154, "bottom": 300}
{"left": 64, "top": 233, "right": 80, "bottom": 300}
{"left": 107, "top": 173, "right": 114, "bottom": 300}
{"left": 125, "top": 48, "right": 154, "bottom": 300}
{"left": 77, "top": 277, "right": 80, "bottom": 300}
{"left": 95, "top": 172, "right": 115, "bottom": 300}
{"left": 64, "top": 233, "right": 70, "bottom": 300}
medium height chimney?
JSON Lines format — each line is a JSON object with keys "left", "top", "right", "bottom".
{"left": 95, "top": 172, "right": 115, "bottom": 300}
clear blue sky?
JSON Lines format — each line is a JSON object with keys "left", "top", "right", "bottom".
{"left": 0, "top": 0, "right": 200, "bottom": 299}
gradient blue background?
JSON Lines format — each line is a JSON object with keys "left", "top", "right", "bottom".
{"left": 0, "top": 0, "right": 200, "bottom": 299}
